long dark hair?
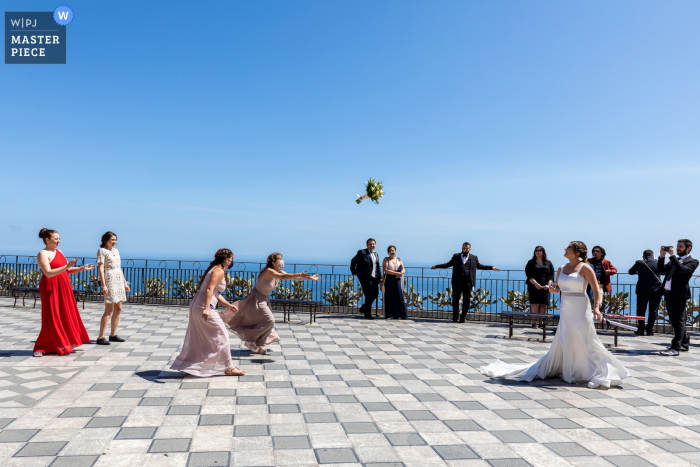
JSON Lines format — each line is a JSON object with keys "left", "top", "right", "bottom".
{"left": 532, "top": 245, "right": 548, "bottom": 264}
{"left": 100, "top": 231, "right": 117, "bottom": 248}
{"left": 261, "top": 252, "right": 282, "bottom": 276}
{"left": 198, "top": 249, "right": 233, "bottom": 291}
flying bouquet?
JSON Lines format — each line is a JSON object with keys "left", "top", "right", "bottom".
{"left": 356, "top": 178, "right": 385, "bottom": 205}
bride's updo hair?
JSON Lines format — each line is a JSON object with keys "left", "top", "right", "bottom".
{"left": 570, "top": 241, "right": 588, "bottom": 263}
{"left": 198, "top": 248, "right": 233, "bottom": 290}
{"left": 38, "top": 228, "right": 57, "bottom": 244}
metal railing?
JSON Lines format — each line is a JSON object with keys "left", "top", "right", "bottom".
{"left": 2, "top": 255, "right": 699, "bottom": 328}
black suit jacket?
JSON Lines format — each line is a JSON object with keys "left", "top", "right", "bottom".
{"left": 628, "top": 258, "right": 662, "bottom": 296}
{"left": 350, "top": 249, "right": 380, "bottom": 282}
{"left": 435, "top": 253, "right": 493, "bottom": 285}
{"left": 658, "top": 255, "right": 699, "bottom": 300}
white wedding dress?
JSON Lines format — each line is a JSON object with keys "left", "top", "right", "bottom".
{"left": 481, "top": 263, "right": 630, "bottom": 387}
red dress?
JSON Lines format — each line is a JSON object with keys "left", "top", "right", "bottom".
{"left": 34, "top": 250, "right": 90, "bottom": 354}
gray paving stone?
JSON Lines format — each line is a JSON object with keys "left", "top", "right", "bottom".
{"left": 413, "top": 392, "right": 445, "bottom": 402}
{"left": 237, "top": 396, "right": 267, "bottom": 405}
{"left": 363, "top": 402, "right": 396, "bottom": 411}
{"left": 199, "top": 414, "right": 234, "bottom": 426}
{"left": 401, "top": 410, "right": 437, "bottom": 421}
{"left": 206, "top": 388, "right": 236, "bottom": 397}
{"left": 647, "top": 439, "right": 699, "bottom": 453}
{"left": 49, "top": 456, "right": 100, "bottom": 467}
{"left": 494, "top": 392, "right": 530, "bottom": 401}
{"left": 487, "top": 460, "right": 533, "bottom": 467}
{"left": 89, "top": 383, "right": 122, "bottom": 391}
{"left": 379, "top": 387, "right": 409, "bottom": 394}
{"left": 544, "top": 442, "right": 594, "bottom": 457}
{"left": 181, "top": 382, "right": 208, "bottom": 389}
{"left": 603, "top": 455, "right": 657, "bottom": 467}
{"left": 239, "top": 375, "right": 265, "bottom": 382}
{"left": 272, "top": 435, "right": 311, "bottom": 449}
{"left": 304, "top": 413, "right": 338, "bottom": 423}
{"left": 113, "top": 389, "right": 146, "bottom": 398}
{"left": 168, "top": 405, "right": 201, "bottom": 415}
{"left": 537, "top": 399, "right": 573, "bottom": 409}
{"left": 115, "top": 426, "right": 158, "bottom": 439}
{"left": 493, "top": 409, "right": 532, "bottom": 420}
{"left": 666, "top": 405, "right": 700, "bottom": 415}
{"left": 266, "top": 381, "right": 293, "bottom": 388}
{"left": 269, "top": 404, "right": 300, "bottom": 413}
{"left": 540, "top": 418, "right": 583, "bottom": 429}
{"left": 620, "top": 398, "right": 656, "bottom": 407}
{"left": 186, "top": 451, "right": 230, "bottom": 467}
{"left": 591, "top": 428, "right": 637, "bottom": 440}
{"left": 582, "top": 407, "right": 623, "bottom": 417}
{"left": 85, "top": 416, "right": 127, "bottom": 428}
{"left": 346, "top": 380, "right": 374, "bottom": 387}
{"left": 234, "top": 425, "right": 269, "bottom": 437}
{"left": 432, "top": 444, "right": 480, "bottom": 460}
{"left": 318, "top": 375, "right": 343, "bottom": 381}
{"left": 327, "top": 395, "right": 358, "bottom": 403}
{"left": 0, "top": 418, "right": 14, "bottom": 429}
{"left": 296, "top": 388, "right": 324, "bottom": 395}
{"left": 140, "top": 397, "right": 172, "bottom": 406}
{"left": 452, "top": 401, "right": 488, "bottom": 411}
{"left": 0, "top": 429, "right": 39, "bottom": 442}
{"left": 314, "top": 448, "right": 359, "bottom": 464}
{"left": 443, "top": 420, "right": 484, "bottom": 431}
{"left": 384, "top": 433, "right": 427, "bottom": 446}
{"left": 342, "top": 422, "right": 379, "bottom": 434}
{"left": 14, "top": 441, "right": 67, "bottom": 457}
{"left": 632, "top": 416, "right": 676, "bottom": 427}
{"left": 149, "top": 438, "right": 192, "bottom": 453}
{"left": 392, "top": 374, "right": 418, "bottom": 381}
{"left": 59, "top": 407, "right": 99, "bottom": 418}
{"left": 492, "top": 430, "right": 536, "bottom": 443}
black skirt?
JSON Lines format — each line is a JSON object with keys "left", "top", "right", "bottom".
{"left": 527, "top": 284, "right": 550, "bottom": 305}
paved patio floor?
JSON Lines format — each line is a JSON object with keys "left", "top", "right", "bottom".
{"left": 1, "top": 297, "right": 700, "bottom": 467}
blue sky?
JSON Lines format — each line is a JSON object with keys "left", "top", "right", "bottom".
{"left": 2, "top": 1, "right": 699, "bottom": 269}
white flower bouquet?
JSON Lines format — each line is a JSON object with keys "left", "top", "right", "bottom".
{"left": 356, "top": 178, "right": 385, "bottom": 205}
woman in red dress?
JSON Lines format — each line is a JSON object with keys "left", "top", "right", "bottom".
{"left": 34, "top": 228, "right": 96, "bottom": 357}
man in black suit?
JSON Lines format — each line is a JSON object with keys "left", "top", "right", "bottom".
{"left": 658, "top": 239, "right": 699, "bottom": 356}
{"left": 431, "top": 242, "right": 500, "bottom": 323}
{"left": 350, "top": 238, "right": 380, "bottom": 320}
{"left": 628, "top": 249, "right": 662, "bottom": 336}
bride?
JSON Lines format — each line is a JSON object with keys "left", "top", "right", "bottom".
{"left": 481, "top": 241, "right": 629, "bottom": 389}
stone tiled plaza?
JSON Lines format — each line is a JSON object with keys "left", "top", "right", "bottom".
{"left": 2, "top": 297, "right": 700, "bottom": 467}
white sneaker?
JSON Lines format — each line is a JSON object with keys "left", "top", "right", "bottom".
{"left": 587, "top": 382, "right": 600, "bottom": 389}
{"left": 33, "top": 351, "right": 43, "bottom": 357}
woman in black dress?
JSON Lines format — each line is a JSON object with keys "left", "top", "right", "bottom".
{"left": 525, "top": 246, "right": 555, "bottom": 327}
{"left": 381, "top": 245, "right": 408, "bottom": 320}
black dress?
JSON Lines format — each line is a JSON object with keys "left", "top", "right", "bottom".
{"left": 525, "top": 259, "right": 555, "bottom": 305}
{"left": 383, "top": 263, "right": 408, "bottom": 319}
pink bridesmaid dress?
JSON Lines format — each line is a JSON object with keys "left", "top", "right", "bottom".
{"left": 220, "top": 276, "right": 280, "bottom": 348}
{"left": 171, "top": 269, "right": 235, "bottom": 376}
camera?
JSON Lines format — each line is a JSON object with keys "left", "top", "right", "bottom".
{"left": 663, "top": 246, "right": 671, "bottom": 252}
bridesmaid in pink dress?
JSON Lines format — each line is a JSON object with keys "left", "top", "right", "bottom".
{"left": 221, "top": 252, "right": 320, "bottom": 355}
{"left": 171, "top": 249, "right": 244, "bottom": 377}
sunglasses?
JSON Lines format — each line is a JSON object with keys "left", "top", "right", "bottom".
{"left": 535, "top": 249, "right": 544, "bottom": 252}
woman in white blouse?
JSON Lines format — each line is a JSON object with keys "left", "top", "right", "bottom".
{"left": 96, "top": 231, "right": 130, "bottom": 345}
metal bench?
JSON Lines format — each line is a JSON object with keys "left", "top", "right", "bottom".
{"left": 9, "top": 286, "right": 88, "bottom": 309}
{"left": 500, "top": 312, "right": 560, "bottom": 341}
{"left": 272, "top": 299, "right": 323, "bottom": 324}
{"left": 603, "top": 315, "right": 645, "bottom": 347}
{"left": 9, "top": 286, "right": 40, "bottom": 308}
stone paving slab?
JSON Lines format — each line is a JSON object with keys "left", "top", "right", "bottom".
{"left": 1, "top": 297, "right": 700, "bottom": 466}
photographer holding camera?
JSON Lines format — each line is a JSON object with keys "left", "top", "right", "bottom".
{"left": 658, "top": 239, "right": 699, "bottom": 356}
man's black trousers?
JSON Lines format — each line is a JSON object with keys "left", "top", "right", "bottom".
{"left": 359, "top": 277, "right": 380, "bottom": 317}
{"left": 635, "top": 293, "right": 661, "bottom": 334}
{"left": 666, "top": 295, "right": 689, "bottom": 351}
{"left": 452, "top": 282, "right": 473, "bottom": 322}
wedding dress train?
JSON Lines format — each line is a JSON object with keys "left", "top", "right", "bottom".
{"left": 481, "top": 263, "right": 630, "bottom": 388}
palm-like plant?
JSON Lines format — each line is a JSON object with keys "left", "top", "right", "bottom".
{"left": 172, "top": 275, "right": 201, "bottom": 299}
{"left": 356, "top": 178, "right": 385, "bottom": 204}
{"left": 323, "top": 278, "right": 363, "bottom": 306}
{"left": 402, "top": 284, "right": 427, "bottom": 309}
{"left": 601, "top": 292, "right": 630, "bottom": 315}
{"left": 499, "top": 291, "right": 530, "bottom": 313}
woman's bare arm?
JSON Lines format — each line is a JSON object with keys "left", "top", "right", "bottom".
{"left": 262, "top": 269, "right": 316, "bottom": 281}
{"left": 579, "top": 264, "right": 602, "bottom": 320}
{"left": 202, "top": 268, "right": 225, "bottom": 321}
{"left": 37, "top": 251, "right": 76, "bottom": 278}
{"left": 547, "top": 267, "right": 562, "bottom": 294}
